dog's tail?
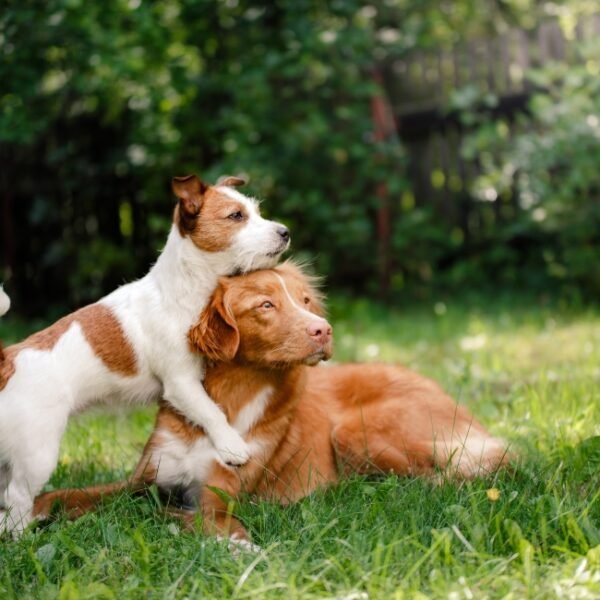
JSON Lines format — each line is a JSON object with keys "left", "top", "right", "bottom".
{"left": 0, "top": 286, "right": 10, "bottom": 361}
{"left": 33, "top": 481, "right": 132, "bottom": 521}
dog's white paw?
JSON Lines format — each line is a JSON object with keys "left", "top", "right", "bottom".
{"left": 0, "top": 509, "right": 19, "bottom": 539}
{"left": 217, "top": 533, "right": 261, "bottom": 556}
{"left": 214, "top": 431, "right": 250, "bottom": 466}
{"left": 0, "top": 507, "right": 34, "bottom": 538}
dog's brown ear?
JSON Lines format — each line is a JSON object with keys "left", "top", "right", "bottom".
{"left": 216, "top": 175, "right": 246, "bottom": 188}
{"left": 172, "top": 174, "right": 207, "bottom": 219}
{"left": 188, "top": 284, "right": 240, "bottom": 362}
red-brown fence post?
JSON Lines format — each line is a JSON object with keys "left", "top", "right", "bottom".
{"left": 371, "top": 68, "right": 397, "bottom": 299}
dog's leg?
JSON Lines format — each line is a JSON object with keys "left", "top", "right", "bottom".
{"left": 197, "top": 463, "right": 252, "bottom": 541}
{"left": 181, "top": 453, "right": 276, "bottom": 548}
{"left": 331, "top": 408, "right": 432, "bottom": 478}
{"left": 0, "top": 462, "right": 10, "bottom": 506}
{"left": 1, "top": 440, "right": 61, "bottom": 535}
{"left": 2, "top": 485, "right": 39, "bottom": 535}
{"left": 162, "top": 375, "right": 250, "bottom": 466}
{"left": 0, "top": 463, "right": 11, "bottom": 531}
{"left": 331, "top": 403, "right": 509, "bottom": 480}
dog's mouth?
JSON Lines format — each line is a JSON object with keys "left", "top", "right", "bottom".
{"left": 228, "top": 242, "right": 290, "bottom": 276}
{"left": 302, "top": 349, "right": 330, "bottom": 366}
{"left": 267, "top": 239, "right": 290, "bottom": 258}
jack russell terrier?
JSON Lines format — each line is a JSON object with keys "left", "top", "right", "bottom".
{"left": 0, "top": 174, "right": 290, "bottom": 534}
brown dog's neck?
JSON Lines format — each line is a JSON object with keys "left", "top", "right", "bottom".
{"left": 203, "top": 361, "right": 305, "bottom": 420}
{"left": 150, "top": 362, "right": 308, "bottom": 442}
{"left": 156, "top": 361, "right": 308, "bottom": 442}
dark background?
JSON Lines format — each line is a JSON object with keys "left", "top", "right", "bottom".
{"left": 1, "top": 0, "right": 599, "bottom": 316}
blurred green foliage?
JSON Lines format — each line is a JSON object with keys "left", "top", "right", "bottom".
{"left": 0, "top": 0, "right": 392, "bottom": 312}
{"left": 0, "top": 0, "right": 598, "bottom": 314}
{"left": 461, "top": 38, "right": 600, "bottom": 295}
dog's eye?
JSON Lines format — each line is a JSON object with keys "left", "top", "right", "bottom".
{"left": 261, "top": 301, "right": 274, "bottom": 309}
{"left": 228, "top": 211, "right": 244, "bottom": 221}
{"left": 303, "top": 296, "right": 310, "bottom": 305}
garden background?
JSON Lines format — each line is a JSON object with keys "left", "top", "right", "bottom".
{"left": 0, "top": 1, "right": 599, "bottom": 598}
{"left": 2, "top": 0, "right": 599, "bottom": 312}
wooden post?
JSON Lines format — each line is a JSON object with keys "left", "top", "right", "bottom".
{"left": 370, "top": 68, "right": 398, "bottom": 299}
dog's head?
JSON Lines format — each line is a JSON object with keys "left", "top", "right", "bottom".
{"left": 188, "top": 261, "right": 333, "bottom": 367}
{"left": 172, "top": 174, "right": 290, "bottom": 274}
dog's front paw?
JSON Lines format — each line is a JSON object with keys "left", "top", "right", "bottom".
{"left": 228, "top": 532, "right": 262, "bottom": 556}
{"left": 214, "top": 431, "right": 250, "bottom": 467}
{"left": 0, "top": 510, "right": 7, "bottom": 537}
{"left": 0, "top": 509, "right": 23, "bottom": 539}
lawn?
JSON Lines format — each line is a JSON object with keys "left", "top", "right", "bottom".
{"left": 0, "top": 293, "right": 599, "bottom": 599}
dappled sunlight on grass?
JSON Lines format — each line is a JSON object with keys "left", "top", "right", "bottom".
{"left": 52, "top": 409, "right": 156, "bottom": 488}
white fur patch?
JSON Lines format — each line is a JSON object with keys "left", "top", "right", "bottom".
{"left": 220, "top": 189, "right": 289, "bottom": 273}
{"left": 218, "top": 533, "right": 262, "bottom": 555}
{"left": 436, "top": 427, "right": 507, "bottom": 476}
{"left": 273, "top": 273, "right": 318, "bottom": 320}
{"left": 234, "top": 386, "right": 273, "bottom": 435}
{"left": 216, "top": 186, "right": 260, "bottom": 210}
{"left": 154, "top": 387, "right": 273, "bottom": 490}
{"left": 0, "top": 287, "right": 10, "bottom": 317}
{"left": 154, "top": 429, "right": 217, "bottom": 489}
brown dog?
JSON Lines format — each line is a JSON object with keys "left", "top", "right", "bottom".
{"left": 34, "top": 262, "right": 509, "bottom": 544}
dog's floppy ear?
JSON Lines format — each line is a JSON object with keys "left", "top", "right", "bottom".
{"left": 172, "top": 174, "right": 207, "bottom": 219}
{"left": 188, "top": 283, "right": 240, "bottom": 362}
{"left": 216, "top": 175, "right": 246, "bottom": 188}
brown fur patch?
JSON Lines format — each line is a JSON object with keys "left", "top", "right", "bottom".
{"left": 189, "top": 189, "right": 248, "bottom": 253}
{"left": 173, "top": 203, "right": 197, "bottom": 238}
{"left": 152, "top": 401, "right": 202, "bottom": 446}
{"left": 0, "top": 304, "right": 137, "bottom": 390}
{"left": 216, "top": 175, "right": 246, "bottom": 187}
{"left": 175, "top": 187, "right": 250, "bottom": 253}
{"left": 188, "top": 286, "right": 240, "bottom": 362}
{"left": 33, "top": 482, "right": 130, "bottom": 520}
{"left": 1, "top": 312, "right": 78, "bottom": 390}
{"left": 78, "top": 304, "right": 138, "bottom": 376}
{"left": 172, "top": 175, "right": 207, "bottom": 236}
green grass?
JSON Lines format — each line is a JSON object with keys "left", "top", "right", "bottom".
{"left": 1, "top": 293, "right": 599, "bottom": 599}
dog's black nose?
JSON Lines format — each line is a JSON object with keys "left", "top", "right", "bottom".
{"left": 277, "top": 226, "right": 290, "bottom": 242}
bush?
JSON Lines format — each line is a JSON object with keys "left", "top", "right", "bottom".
{"left": 0, "top": 1, "right": 409, "bottom": 312}
{"left": 1, "top": 1, "right": 598, "bottom": 313}
{"left": 459, "top": 39, "right": 600, "bottom": 296}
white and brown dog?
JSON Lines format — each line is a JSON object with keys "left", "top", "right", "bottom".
{"left": 0, "top": 174, "right": 290, "bottom": 534}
